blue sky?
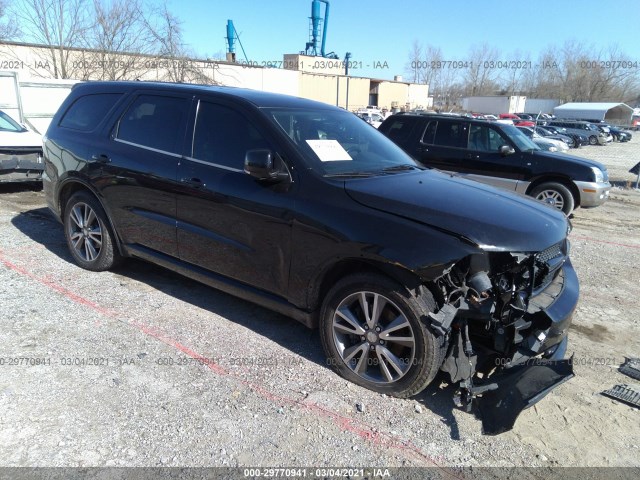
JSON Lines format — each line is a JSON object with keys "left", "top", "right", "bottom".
{"left": 169, "top": 0, "right": 640, "bottom": 80}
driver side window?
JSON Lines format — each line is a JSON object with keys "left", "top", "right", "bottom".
{"left": 487, "top": 128, "right": 509, "bottom": 151}
{"left": 468, "top": 125, "right": 509, "bottom": 152}
{"left": 192, "top": 102, "right": 271, "bottom": 170}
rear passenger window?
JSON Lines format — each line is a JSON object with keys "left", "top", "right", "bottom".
{"left": 380, "top": 118, "right": 416, "bottom": 143}
{"left": 421, "top": 121, "right": 437, "bottom": 144}
{"left": 59, "top": 94, "right": 122, "bottom": 132}
{"left": 191, "top": 102, "right": 270, "bottom": 170}
{"left": 116, "top": 95, "right": 188, "bottom": 154}
{"left": 433, "top": 120, "right": 468, "bottom": 148}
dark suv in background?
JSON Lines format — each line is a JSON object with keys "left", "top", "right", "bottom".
{"left": 43, "top": 82, "right": 579, "bottom": 434}
{"left": 379, "top": 113, "right": 610, "bottom": 214}
{"left": 547, "top": 120, "right": 609, "bottom": 145}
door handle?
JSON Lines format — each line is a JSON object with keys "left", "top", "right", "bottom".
{"left": 466, "top": 154, "right": 480, "bottom": 160}
{"left": 180, "top": 177, "right": 206, "bottom": 189}
{"left": 91, "top": 154, "right": 111, "bottom": 163}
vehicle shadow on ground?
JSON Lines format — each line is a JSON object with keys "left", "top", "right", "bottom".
{"left": 10, "top": 207, "right": 325, "bottom": 364}
{"left": 415, "top": 378, "right": 462, "bottom": 440}
{"left": 0, "top": 183, "right": 42, "bottom": 194}
{"left": 11, "top": 206, "right": 463, "bottom": 439}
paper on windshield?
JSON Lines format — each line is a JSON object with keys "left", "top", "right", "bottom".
{"left": 306, "top": 140, "right": 352, "bottom": 162}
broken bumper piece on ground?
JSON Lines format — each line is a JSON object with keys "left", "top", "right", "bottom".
{"left": 476, "top": 357, "right": 575, "bottom": 435}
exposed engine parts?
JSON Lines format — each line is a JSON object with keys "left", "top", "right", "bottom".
{"left": 428, "top": 244, "right": 574, "bottom": 433}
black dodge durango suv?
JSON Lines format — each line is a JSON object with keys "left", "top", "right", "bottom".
{"left": 379, "top": 113, "right": 610, "bottom": 214}
{"left": 43, "top": 82, "right": 579, "bottom": 434}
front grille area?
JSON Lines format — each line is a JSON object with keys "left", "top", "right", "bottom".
{"left": 528, "top": 267, "right": 565, "bottom": 313}
{"left": 533, "top": 241, "right": 566, "bottom": 292}
{"left": 537, "top": 241, "right": 563, "bottom": 263}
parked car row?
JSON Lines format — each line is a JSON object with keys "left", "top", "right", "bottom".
{"left": 355, "top": 110, "right": 385, "bottom": 128}
{"left": 559, "top": 119, "right": 633, "bottom": 143}
{"left": 516, "top": 126, "right": 569, "bottom": 152}
{"left": 544, "top": 120, "right": 612, "bottom": 146}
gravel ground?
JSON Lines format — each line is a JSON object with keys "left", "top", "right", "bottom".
{"left": 0, "top": 138, "right": 639, "bottom": 472}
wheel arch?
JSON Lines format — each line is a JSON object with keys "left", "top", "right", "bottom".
{"left": 525, "top": 175, "right": 581, "bottom": 208}
{"left": 307, "top": 258, "right": 442, "bottom": 315}
{"left": 58, "top": 180, "right": 126, "bottom": 256}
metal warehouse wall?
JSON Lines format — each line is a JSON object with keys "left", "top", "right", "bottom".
{"left": 299, "top": 72, "right": 369, "bottom": 110}
{"left": 1, "top": 42, "right": 428, "bottom": 113}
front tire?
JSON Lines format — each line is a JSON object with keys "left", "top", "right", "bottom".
{"left": 64, "top": 191, "right": 122, "bottom": 271}
{"left": 531, "top": 182, "right": 575, "bottom": 215}
{"left": 588, "top": 135, "right": 598, "bottom": 145}
{"left": 320, "top": 273, "right": 445, "bottom": 398}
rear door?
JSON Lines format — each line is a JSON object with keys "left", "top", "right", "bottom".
{"left": 175, "top": 98, "right": 295, "bottom": 297}
{"left": 417, "top": 118, "right": 470, "bottom": 172}
{"left": 99, "top": 91, "right": 192, "bottom": 257}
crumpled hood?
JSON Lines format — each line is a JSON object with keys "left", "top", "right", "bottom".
{"left": 0, "top": 130, "right": 43, "bottom": 149}
{"left": 345, "top": 170, "right": 569, "bottom": 252}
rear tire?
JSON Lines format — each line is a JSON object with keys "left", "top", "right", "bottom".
{"left": 531, "top": 182, "right": 575, "bottom": 215}
{"left": 320, "top": 272, "right": 446, "bottom": 398}
{"left": 63, "top": 191, "right": 122, "bottom": 271}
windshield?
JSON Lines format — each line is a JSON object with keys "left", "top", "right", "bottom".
{"left": 501, "top": 124, "right": 540, "bottom": 151}
{"left": 266, "top": 108, "right": 419, "bottom": 176}
{"left": 0, "top": 111, "right": 26, "bottom": 133}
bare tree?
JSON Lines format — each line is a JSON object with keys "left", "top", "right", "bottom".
{"left": 0, "top": 0, "right": 19, "bottom": 39}
{"left": 462, "top": 43, "right": 501, "bottom": 96}
{"left": 405, "top": 40, "right": 422, "bottom": 84}
{"left": 406, "top": 39, "right": 639, "bottom": 106}
{"left": 145, "top": 3, "right": 211, "bottom": 84}
{"left": 86, "top": 0, "right": 154, "bottom": 80}
{"left": 14, "top": 0, "right": 91, "bottom": 78}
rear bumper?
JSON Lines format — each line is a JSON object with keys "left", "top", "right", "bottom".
{"left": 1, "top": 151, "right": 44, "bottom": 183}
{"left": 0, "top": 169, "right": 43, "bottom": 182}
{"left": 574, "top": 181, "right": 611, "bottom": 208}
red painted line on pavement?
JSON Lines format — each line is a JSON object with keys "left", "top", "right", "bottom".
{"left": 571, "top": 235, "right": 640, "bottom": 250}
{"left": 136, "top": 319, "right": 452, "bottom": 469}
{"left": 0, "top": 249, "right": 116, "bottom": 320}
{"left": 135, "top": 321, "right": 228, "bottom": 376}
{"left": 1, "top": 251, "right": 456, "bottom": 471}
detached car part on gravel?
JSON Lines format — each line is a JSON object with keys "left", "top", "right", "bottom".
{"left": 43, "top": 82, "right": 579, "bottom": 434}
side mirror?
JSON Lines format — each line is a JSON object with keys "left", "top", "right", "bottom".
{"left": 244, "top": 149, "right": 289, "bottom": 182}
{"left": 499, "top": 145, "right": 515, "bottom": 156}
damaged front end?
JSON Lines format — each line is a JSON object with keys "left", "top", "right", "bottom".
{"left": 429, "top": 239, "right": 578, "bottom": 435}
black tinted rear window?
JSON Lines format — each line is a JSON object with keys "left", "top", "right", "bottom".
{"left": 434, "top": 120, "right": 468, "bottom": 148}
{"left": 379, "top": 117, "right": 417, "bottom": 144}
{"left": 116, "top": 95, "right": 189, "bottom": 154}
{"left": 59, "top": 93, "right": 122, "bottom": 131}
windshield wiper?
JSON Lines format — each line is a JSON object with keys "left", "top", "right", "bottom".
{"left": 324, "top": 171, "right": 378, "bottom": 178}
{"left": 381, "top": 164, "right": 422, "bottom": 173}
